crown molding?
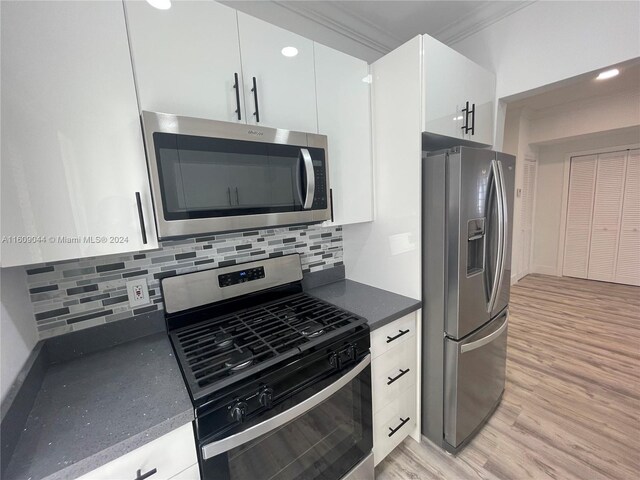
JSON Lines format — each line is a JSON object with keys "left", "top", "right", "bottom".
{"left": 435, "top": 1, "right": 537, "bottom": 45}
{"left": 272, "top": 1, "right": 399, "bottom": 55}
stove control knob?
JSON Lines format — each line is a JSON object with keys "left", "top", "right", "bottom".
{"left": 258, "top": 387, "right": 274, "bottom": 408}
{"left": 229, "top": 402, "right": 248, "bottom": 423}
{"left": 329, "top": 352, "right": 339, "bottom": 369}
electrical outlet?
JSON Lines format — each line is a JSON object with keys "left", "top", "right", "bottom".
{"left": 127, "top": 278, "right": 150, "bottom": 308}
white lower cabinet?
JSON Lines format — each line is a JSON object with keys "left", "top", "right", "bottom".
{"left": 77, "top": 423, "right": 198, "bottom": 480}
{"left": 370, "top": 313, "right": 418, "bottom": 465}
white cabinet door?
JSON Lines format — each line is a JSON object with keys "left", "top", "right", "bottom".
{"left": 314, "top": 43, "right": 373, "bottom": 226}
{"left": 422, "top": 35, "right": 495, "bottom": 146}
{"left": 615, "top": 149, "right": 640, "bottom": 285}
{"left": 125, "top": 0, "right": 245, "bottom": 122}
{"left": 562, "top": 155, "right": 598, "bottom": 279}
{"left": 587, "top": 151, "right": 626, "bottom": 282}
{"left": 1, "top": 0, "right": 158, "bottom": 268}
{"left": 237, "top": 12, "right": 317, "bottom": 132}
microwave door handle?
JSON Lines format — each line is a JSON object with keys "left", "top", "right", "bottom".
{"left": 299, "top": 148, "right": 315, "bottom": 209}
{"left": 201, "top": 354, "right": 371, "bottom": 460}
{"left": 487, "top": 159, "right": 504, "bottom": 313}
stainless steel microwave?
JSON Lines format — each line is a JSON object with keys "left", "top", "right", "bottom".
{"left": 141, "top": 111, "right": 331, "bottom": 239}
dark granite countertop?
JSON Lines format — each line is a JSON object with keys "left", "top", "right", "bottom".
{"left": 4, "top": 333, "right": 193, "bottom": 480}
{"left": 306, "top": 279, "right": 421, "bottom": 330}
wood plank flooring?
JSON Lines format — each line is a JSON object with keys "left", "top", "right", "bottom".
{"left": 376, "top": 274, "right": 640, "bottom": 480}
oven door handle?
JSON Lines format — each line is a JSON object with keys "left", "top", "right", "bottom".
{"left": 200, "top": 354, "right": 371, "bottom": 460}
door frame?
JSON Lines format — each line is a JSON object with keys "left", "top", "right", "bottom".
{"left": 556, "top": 143, "right": 640, "bottom": 277}
{"left": 514, "top": 154, "right": 538, "bottom": 283}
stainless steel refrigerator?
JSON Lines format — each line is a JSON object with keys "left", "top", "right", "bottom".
{"left": 422, "top": 146, "right": 515, "bottom": 452}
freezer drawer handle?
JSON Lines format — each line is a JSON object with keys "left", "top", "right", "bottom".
{"left": 387, "top": 368, "right": 410, "bottom": 385}
{"left": 386, "top": 329, "right": 410, "bottom": 343}
{"left": 388, "top": 417, "right": 410, "bottom": 437}
{"left": 460, "top": 316, "right": 508, "bottom": 353}
{"left": 134, "top": 468, "right": 157, "bottom": 480}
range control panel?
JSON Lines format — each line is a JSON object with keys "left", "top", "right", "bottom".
{"left": 218, "top": 266, "right": 265, "bottom": 288}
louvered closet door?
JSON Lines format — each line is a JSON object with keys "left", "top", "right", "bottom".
{"left": 587, "top": 151, "right": 627, "bottom": 282}
{"left": 563, "top": 155, "right": 597, "bottom": 278}
{"left": 615, "top": 149, "right": 640, "bottom": 285}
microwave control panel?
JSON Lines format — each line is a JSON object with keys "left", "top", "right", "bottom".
{"left": 311, "top": 158, "right": 328, "bottom": 210}
{"left": 219, "top": 266, "right": 265, "bottom": 288}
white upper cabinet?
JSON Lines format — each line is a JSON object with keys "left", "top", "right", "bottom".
{"left": 1, "top": 0, "right": 158, "bottom": 267}
{"left": 124, "top": 0, "right": 245, "bottom": 122}
{"left": 314, "top": 43, "right": 373, "bottom": 226}
{"left": 422, "top": 35, "right": 496, "bottom": 146}
{"left": 236, "top": 12, "right": 318, "bottom": 132}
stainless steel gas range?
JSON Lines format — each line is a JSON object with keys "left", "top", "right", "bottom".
{"left": 161, "top": 254, "right": 373, "bottom": 479}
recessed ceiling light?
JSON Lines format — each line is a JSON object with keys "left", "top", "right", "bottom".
{"left": 281, "top": 47, "right": 299, "bottom": 58}
{"left": 146, "top": 0, "right": 171, "bottom": 10}
{"left": 596, "top": 68, "right": 619, "bottom": 80}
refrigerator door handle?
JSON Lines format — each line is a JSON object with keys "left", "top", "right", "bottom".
{"left": 487, "top": 159, "right": 504, "bottom": 312}
{"left": 460, "top": 314, "right": 508, "bottom": 353}
{"left": 494, "top": 160, "right": 509, "bottom": 311}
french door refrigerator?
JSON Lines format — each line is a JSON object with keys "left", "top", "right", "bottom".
{"left": 422, "top": 146, "right": 515, "bottom": 452}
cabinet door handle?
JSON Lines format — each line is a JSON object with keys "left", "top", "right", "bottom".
{"left": 233, "top": 73, "right": 242, "bottom": 121}
{"left": 461, "top": 101, "right": 469, "bottom": 133}
{"left": 386, "top": 329, "right": 410, "bottom": 343}
{"left": 388, "top": 417, "right": 410, "bottom": 437}
{"left": 251, "top": 76, "right": 260, "bottom": 123}
{"left": 470, "top": 102, "right": 476, "bottom": 135}
{"left": 329, "top": 188, "right": 334, "bottom": 223}
{"left": 227, "top": 187, "right": 232, "bottom": 206}
{"left": 134, "top": 468, "right": 157, "bottom": 480}
{"left": 135, "top": 192, "right": 147, "bottom": 245}
{"left": 235, "top": 187, "right": 240, "bottom": 205}
{"left": 387, "top": 368, "right": 410, "bottom": 385}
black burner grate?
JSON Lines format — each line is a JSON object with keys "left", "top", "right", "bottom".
{"left": 170, "top": 293, "right": 364, "bottom": 400}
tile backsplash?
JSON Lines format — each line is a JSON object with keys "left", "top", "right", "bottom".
{"left": 24, "top": 225, "right": 343, "bottom": 339}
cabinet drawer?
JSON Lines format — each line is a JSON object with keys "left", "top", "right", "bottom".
{"left": 373, "top": 385, "right": 416, "bottom": 465}
{"left": 372, "top": 338, "right": 417, "bottom": 412}
{"left": 77, "top": 423, "right": 197, "bottom": 480}
{"left": 371, "top": 314, "right": 416, "bottom": 358}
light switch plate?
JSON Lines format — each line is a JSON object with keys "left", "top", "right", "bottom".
{"left": 127, "top": 278, "right": 150, "bottom": 308}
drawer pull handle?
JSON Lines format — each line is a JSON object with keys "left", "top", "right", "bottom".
{"left": 387, "top": 368, "right": 410, "bottom": 385}
{"left": 388, "top": 417, "right": 410, "bottom": 437}
{"left": 386, "top": 329, "right": 410, "bottom": 343}
{"left": 134, "top": 468, "right": 157, "bottom": 480}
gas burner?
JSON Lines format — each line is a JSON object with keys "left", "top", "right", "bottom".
{"left": 212, "top": 332, "right": 233, "bottom": 350}
{"left": 225, "top": 350, "right": 254, "bottom": 372}
{"left": 300, "top": 321, "right": 325, "bottom": 338}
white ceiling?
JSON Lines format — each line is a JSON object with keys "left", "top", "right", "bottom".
{"left": 220, "top": 0, "right": 535, "bottom": 62}
{"left": 507, "top": 58, "right": 640, "bottom": 112}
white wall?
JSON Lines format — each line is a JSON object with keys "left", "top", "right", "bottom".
{"left": 452, "top": 1, "right": 640, "bottom": 100}
{"left": 529, "top": 91, "right": 640, "bottom": 144}
{"left": 1, "top": 267, "right": 38, "bottom": 402}
{"left": 532, "top": 126, "right": 640, "bottom": 275}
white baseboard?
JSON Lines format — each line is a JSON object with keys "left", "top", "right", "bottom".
{"left": 531, "top": 264, "right": 558, "bottom": 276}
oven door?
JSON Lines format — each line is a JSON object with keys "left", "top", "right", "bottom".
{"left": 142, "top": 112, "right": 330, "bottom": 238}
{"left": 199, "top": 355, "right": 372, "bottom": 480}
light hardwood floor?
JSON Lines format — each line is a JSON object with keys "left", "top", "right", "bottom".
{"left": 376, "top": 274, "right": 640, "bottom": 480}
